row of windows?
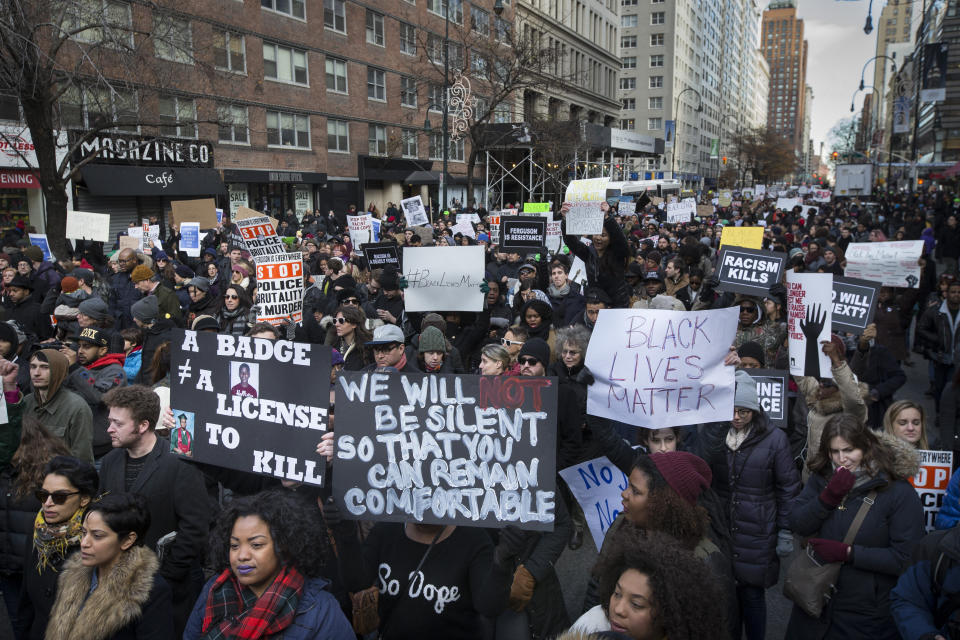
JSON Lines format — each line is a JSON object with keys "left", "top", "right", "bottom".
{"left": 620, "top": 33, "right": 666, "bottom": 49}
{"left": 622, "top": 0, "right": 665, "bottom": 5}
{"left": 617, "top": 94, "right": 663, "bottom": 109}
{"left": 619, "top": 117, "right": 662, "bottom": 130}
{"left": 619, "top": 12, "right": 665, "bottom": 32}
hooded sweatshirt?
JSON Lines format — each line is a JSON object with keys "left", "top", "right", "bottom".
{"left": 65, "top": 351, "right": 127, "bottom": 458}
{"left": 23, "top": 349, "right": 93, "bottom": 462}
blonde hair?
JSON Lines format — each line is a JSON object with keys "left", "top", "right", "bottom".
{"left": 883, "top": 400, "right": 928, "bottom": 449}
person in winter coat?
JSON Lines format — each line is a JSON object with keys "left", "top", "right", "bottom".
{"left": 416, "top": 326, "right": 456, "bottom": 373}
{"left": 45, "top": 493, "right": 173, "bottom": 640}
{"left": 214, "top": 284, "right": 257, "bottom": 337}
{"left": 733, "top": 296, "right": 785, "bottom": 368}
{"left": 131, "top": 296, "right": 175, "bottom": 385}
{"left": 937, "top": 214, "right": 960, "bottom": 276}
{"left": 784, "top": 415, "right": 925, "bottom": 640}
{"left": 184, "top": 490, "right": 353, "bottom": 640}
{"left": 891, "top": 523, "right": 960, "bottom": 639}
{"left": 883, "top": 400, "right": 931, "bottom": 450}
{"left": 183, "top": 278, "right": 221, "bottom": 330}
{"left": 935, "top": 470, "right": 960, "bottom": 530}
{"left": 22, "top": 349, "right": 93, "bottom": 463}
{"left": 873, "top": 288, "right": 913, "bottom": 362}
{"left": 518, "top": 299, "right": 556, "bottom": 358}
{"left": 327, "top": 304, "right": 372, "bottom": 371}
{"left": 546, "top": 261, "right": 585, "bottom": 328}
{"left": 109, "top": 249, "right": 142, "bottom": 331}
{"left": 130, "top": 265, "right": 183, "bottom": 328}
{"left": 560, "top": 203, "right": 631, "bottom": 308}
{"left": 918, "top": 280, "right": 960, "bottom": 406}
{"left": 700, "top": 370, "right": 800, "bottom": 640}
{"left": 5, "top": 275, "right": 51, "bottom": 341}
{"left": 939, "top": 366, "right": 960, "bottom": 453}
{"left": 120, "top": 328, "right": 143, "bottom": 383}
{"left": 848, "top": 323, "right": 907, "bottom": 431}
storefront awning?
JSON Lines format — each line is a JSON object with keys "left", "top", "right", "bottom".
{"left": 80, "top": 164, "right": 226, "bottom": 196}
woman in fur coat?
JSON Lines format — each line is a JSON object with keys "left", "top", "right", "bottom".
{"left": 45, "top": 493, "right": 173, "bottom": 640}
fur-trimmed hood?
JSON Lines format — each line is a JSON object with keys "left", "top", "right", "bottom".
{"left": 45, "top": 545, "right": 162, "bottom": 640}
{"left": 878, "top": 431, "right": 922, "bottom": 480}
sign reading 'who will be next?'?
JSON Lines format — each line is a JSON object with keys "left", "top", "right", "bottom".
{"left": 716, "top": 246, "right": 788, "bottom": 297}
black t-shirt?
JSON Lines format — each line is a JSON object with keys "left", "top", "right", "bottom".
{"left": 364, "top": 523, "right": 507, "bottom": 640}
{"left": 124, "top": 453, "right": 146, "bottom": 491}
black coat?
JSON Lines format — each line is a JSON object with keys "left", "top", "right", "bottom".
{"left": 546, "top": 282, "right": 585, "bottom": 328}
{"left": 0, "top": 470, "right": 40, "bottom": 576}
{"left": 7, "top": 295, "right": 50, "bottom": 341}
{"left": 17, "top": 541, "right": 75, "bottom": 640}
{"left": 109, "top": 271, "right": 140, "bottom": 330}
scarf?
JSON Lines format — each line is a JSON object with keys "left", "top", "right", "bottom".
{"left": 395, "top": 352, "right": 408, "bottom": 371}
{"left": 201, "top": 566, "right": 304, "bottom": 640}
{"left": 726, "top": 426, "right": 753, "bottom": 451}
{"left": 33, "top": 509, "right": 84, "bottom": 573}
{"left": 548, "top": 283, "right": 570, "bottom": 298}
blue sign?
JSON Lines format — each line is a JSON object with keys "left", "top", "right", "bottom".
{"left": 28, "top": 234, "right": 53, "bottom": 261}
{"left": 180, "top": 222, "right": 200, "bottom": 255}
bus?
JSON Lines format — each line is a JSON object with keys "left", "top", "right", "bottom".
{"left": 606, "top": 179, "right": 682, "bottom": 203}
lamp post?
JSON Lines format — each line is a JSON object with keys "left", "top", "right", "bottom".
{"left": 910, "top": 0, "right": 930, "bottom": 190}
{"left": 671, "top": 87, "right": 703, "bottom": 186}
{"left": 718, "top": 113, "right": 739, "bottom": 188}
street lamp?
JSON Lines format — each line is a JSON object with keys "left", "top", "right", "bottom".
{"left": 671, "top": 87, "right": 703, "bottom": 185}
{"left": 859, "top": 54, "right": 898, "bottom": 91}
{"left": 718, "top": 113, "right": 739, "bottom": 187}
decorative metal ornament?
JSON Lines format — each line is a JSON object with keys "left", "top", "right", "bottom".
{"left": 448, "top": 69, "right": 473, "bottom": 142}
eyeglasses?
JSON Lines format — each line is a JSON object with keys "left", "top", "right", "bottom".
{"left": 372, "top": 343, "right": 401, "bottom": 353}
{"left": 739, "top": 307, "right": 757, "bottom": 313}
{"left": 501, "top": 338, "right": 524, "bottom": 347}
{"left": 224, "top": 294, "right": 239, "bottom": 300}
{"left": 734, "top": 409, "right": 753, "bottom": 418}
{"left": 343, "top": 298, "right": 359, "bottom": 305}
{"left": 35, "top": 490, "right": 80, "bottom": 505}
{"left": 518, "top": 356, "right": 540, "bottom": 366}
{"left": 334, "top": 317, "right": 351, "bottom": 325}
{"left": 562, "top": 349, "right": 581, "bottom": 356}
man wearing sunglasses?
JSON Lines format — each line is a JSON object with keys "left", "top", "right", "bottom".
{"left": 516, "top": 337, "right": 549, "bottom": 377}
{"left": 363, "top": 324, "right": 420, "bottom": 373}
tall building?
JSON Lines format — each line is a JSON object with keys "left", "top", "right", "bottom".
{"left": 865, "top": 0, "right": 915, "bottom": 161}
{"left": 760, "top": 1, "right": 809, "bottom": 158}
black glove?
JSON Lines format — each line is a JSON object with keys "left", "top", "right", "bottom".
{"left": 701, "top": 276, "right": 720, "bottom": 294}
{"left": 322, "top": 497, "right": 345, "bottom": 528}
{"left": 494, "top": 526, "right": 529, "bottom": 568}
{"left": 576, "top": 366, "right": 595, "bottom": 386}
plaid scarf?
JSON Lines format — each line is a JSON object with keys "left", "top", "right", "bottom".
{"left": 33, "top": 509, "right": 84, "bottom": 573}
{"left": 201, "top": 566, "right": 304, "bottom": 640}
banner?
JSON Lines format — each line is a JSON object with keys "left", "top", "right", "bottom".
{"left": 28, "top": 234, "right": 53, "bottom": 261}
{"left": 920, "top": 42, "right": 949, "bottom": 103}
{"left": 719, "top": 226, "right": 763, "bottom": 250}
{"left": 787, "top": 271, "right": 833, "bottom": 378}
{"left": 911, "top": 450, "right": 953, "bottom": 532}
{"left": 811, "top": 189, "right": 832, "bottom": 203}
{"left": 558, "top": 455, "right": 629, "bottom": 551}
{"left": 402, "top": 246, "right": 485, "bottom": 312}
{"left": 715, "top": 246, "right": 787, "bottom": 297}
{"left": 333, "top": 371, "right": 558, "bottom": 530}
{"left": 255, "top": 252, "right": 303, "bottom": 326}
{"left": 666, "top": 200, "right": 694, "bottom": 224}
{"left": 362, "top": 242, "right": 401, "bottom": 270}
{"left": 236, "top": 215, "right": 286, "bottom": 261}
{"left": 169, "top": 329, "right": 329, "bottom": 485}
{"left": 564, "top": 178, "right": 609, "bottom": 235}
{"left": 893, "top": 96, "right": 911, "bottom": 134}
{"left": 775, "top": 197, "right": 801, "bottom": 211}
{"left": 401, "top": 195, "right": 430, "bottom": 227}
{"left": 831, "top": 277, "right": 879, "bottom": 334}
{"left": 501, "top": 216, "right": 546, "bottom": 251}
{"left": 347, "top": 214, "right": 374, "bottom": 249}
{"left": 66, "top": 211, "right": 111, "bottom": 242}
{"left": 709, "top": 138, "right": 720, "bottom": 159}
{"left": 180, "top": 222, "right": 201, "bottom": 258}
{"left": 844, "top": 240, "right": 924, "bottom": 288}
{"left": 585, "top": 307, "right": 738, "bottom": 428}
{"left": 664, "top": 120, "right": 675, "bottom": 148}
{"left": 744, "top": 369, "right": 788, "bottom": 429}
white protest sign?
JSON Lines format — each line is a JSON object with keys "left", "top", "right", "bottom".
{"left": 569, "top": 255, "right": 588, "bottom": 286}
{"left": 666, "top": 200, "right": 695, "bottom": 224}
{"left": 844, "top": 240, "right": 924, "bottom": 288}
{"left": 812, "top": 189, "right": 832, "bottom": 203}
{"left": 619, "top": 201, "right": 637, "bottom": 216}
{"left": 401, "top": 195, "right": 429, "bottom": 227}
{"left": 403, "top": 246, "right": 485, "bottom": 312}
{"left": 457, "top": 213, "right": 481, "bottom": 225}
{"left": 559, "top": 456, "right": 628, "bottom": 551}
{"left": 347, "top": 214, "right": 374, "bottom": 248}
{"left": 236, "top": 216, "right": 285, "bottom": 262}
{"left": 564, "top": 178, "right": 609, "bottom": 235}
{"left": 254, "top": 252, "right": 303, "bottom": 326}
{"left": 66, "top": 210, "right": 111, "bottom": 243}
{"left": 546, "top": 218, "right": 562, "bottom": 252}
{"left": 179, "top": 222, "right": 201, "bottom": 258}
{"left": 126, "top": 226, "right": 161, "bottom": 252}
{"left": 911, "top": 450, "right": 953, "bottom": 532}
{"left": 755, "top": 184, "right": 766, "bottom": 198}
{"left": 451, "top": 219, "right": 476, "bottom": 238}
{"left": 787, "top": 271, "right": 833, "bottom": 378}
{"left": 775, "top": 197, "right": 801, "bottom": 211}
{"left": 585, "top": 307, "right": 738, "bottom": 428}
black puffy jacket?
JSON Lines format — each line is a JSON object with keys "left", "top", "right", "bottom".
{"left": 0, "top": 469, "right": 41, "bottom": 576}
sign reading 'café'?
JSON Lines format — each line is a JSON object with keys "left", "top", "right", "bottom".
{"left": 71, "top": 132, "right": 214, "bottom": 168}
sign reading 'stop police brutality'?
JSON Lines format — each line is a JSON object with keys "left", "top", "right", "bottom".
{"left": 716, "top": 246, "right": 787, "bottom": 297}
{"left": 255, "top": 252, "right": 303, "bottom": 326}
{"left": 831, "top": 277, "right": 879, "bottom": 334}
{"left": 236, "top": 216, "right": 285, "bottom": 261}
{"left": 744, "top": 369, "right": 788, "bottom": 429}
{"left": 500, "top": 216, "right": 547, "bottom": 251}
{"left": 170, "top": 330, "right": 330, "bottom": 485}
{"left": 334, "top": 372, "right": 558, "bottom": 530}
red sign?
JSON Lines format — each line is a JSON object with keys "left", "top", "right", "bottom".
{"left": 0, "top": 170, "right": 39, "bottom": 189}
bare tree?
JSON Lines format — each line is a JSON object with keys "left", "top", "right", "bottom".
{"left": 827, "top": 115, "right": 861, "bottom": 168}
{"left": 727, "top": 126, "right": 797, "bottom": 185}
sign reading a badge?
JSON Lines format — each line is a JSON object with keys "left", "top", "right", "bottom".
{"left": 831, "top": 277, "right": 879, "bottom": 335}
{"left": 744, "top": 369, "right": 788, "bottom": 429}
{"left": 501, "top": 216, "right": 547, "bottom": 251}
{"left": 716, "top": 246, "right": 787, "bottom": 296}
{"left": 361, "top": 242, "right": 400, "bottom": 270}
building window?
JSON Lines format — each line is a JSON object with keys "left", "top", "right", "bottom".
{"left": 428, "top": 84, "right": 445, "bottom": 111}
{"left": 650, "top": 33, "right": 664, "bottom": 46}
{"left": 325, "top": 57, "right": 348, "bottom": 93}
{"left": 400, "top": 76, "right": 417, "bottom": 107}
{"left": 400, "top": 23, "right": 416, "bottom": 55}
{"left": 428, "top": 0, "right": 463, "bottom": 23}
{"left": 620, "top": 118, "right": 635, "bottom": 130}
{"left": 471, "top": 6, "right": 490, "bottom": 35}
{"left": 622, "top": 14, "right": 638, "bottom": 26}
{"left": 495, "top": 17, "right": 511, "bottom": 41}
{"left": 428, "top": 132, "right": 443, "bottom": 160}
{"left": 649, "top": 75, "right": 663, "bottom": 87}
{"left": 261, "top": 0, "right": 305, "bottom": 19}
{"left": 60, "top": 85, "right": 138, "bottom": 132}
{"left": 368, "top": 125, "right": 387, "bottom": 156}
{"left": 153, "top": 16, "right": 192, "bottom": 64}
{"left": 622, "top": 56, "right": 637, "bottom": 69}
{"left": 428, "top": 34, "right": 444, "bottom": 64}
{"left": 652, "top": 0, "right": 664, "bottom": 4}
{"left": 213, "top": 29, "right": 245, "bottom": 73}
{"left": 471, "top": 51, "right": 488, "bottom": 78}
{"left": 324, "top": 0, "right": 346, "bottom": 33}
{"left": 327, "top": 119, "right": 349, "bottom": 152}
{"left": 450, "top": 137, "right": 464, "bottom": 161}
{"left": 493, "top": 102, "right": 511, "bottom": 123}
{"left": 367, "top": 67, "right": 386, "bottom": 101}
{"left": 622, "top": 0, "right": 637, "bottom": 4}
{"left": 217, "top": 104, "right": 248, "bottom": 144}
{"left": 621, "top": 35, "right": 637, "bottom": 48}
{"left": 402, "top": 129, "right": 418, "bottom": 158}
{"left": 619, "top": 77, "right": 636, "bottom": 89}
{"left": 651, "top": 11, "right": 665, "bottom": 24}
{"left": 366, "top": 10, "right": 384, "bottom": 46}
{"left": 648, "top": 96, "right": 663, "bottom": 109}
{"left": 647, "top": 117, "right": 662, "bottom": 129}
{"left": 264, "top": 43, "right": 308, "bottom": 85}
{"left": 157, "top": 95, "right": 196, "bottom": 138}
{"left": 63, "top": 0, "right": 132, "bottom": 47}
{"left": 649, "top": 54, "right": 664, "bottom": 67}
{"left": 266, "top": 110, "right": 310, "bottom": 148}
{"left": 622, "top": 97, "right": 636, "bottom": 109}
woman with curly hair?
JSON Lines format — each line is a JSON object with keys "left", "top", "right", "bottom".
{"left": 184, "top": 489, "right": 353, "bottom": 640}
{"left": 571, "top": 530, "right": 726, "bottom": 639}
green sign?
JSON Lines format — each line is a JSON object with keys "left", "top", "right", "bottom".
{"left": 523, "top": 202, "right": 551, "bottom": 213}
{"left": 709, "top": 138, "right": 720, "bottom": 160}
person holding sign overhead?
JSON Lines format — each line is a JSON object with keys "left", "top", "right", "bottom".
{"left": 559, "top": 202, "right": 631, "bottom": 308}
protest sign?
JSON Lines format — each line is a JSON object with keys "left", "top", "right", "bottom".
{"left": 347, "top": 214, "right": 375, "bottom": 248}
{"left": 564, "top": 178, "right": 608, "bottom": 235}
{"left": 451, "top": 219, "right": 476, "bottom": 239}
{"left": 910, "top": 450, "right": 953, "bottom": 531}
{"left": 569, "top": 255, "right": 588, "bottom": 286}
{"left": 237, "top": 215, "right": 286, "bottom": 261}
{"left": 565, "top": 178, "right": 609, "bottom": 202}
{"left": 126, "top": 225, "right": 161, "bottom": 253}
{"left": 501, "top": 216, "right": 547, "bottom": 251}
{"left": 719, "top": 226, "right": 764, "bottom": 250}
{"left": 559, "top": 456, "right": 628, "bottom": 551}
{"left": 718, "top": 190, "right": 732, "bottom": 207}
{"left": 333, "top": 371, "right": 558, "bottom": 530}
{"left": 28, "top": 234, "right": 53, "bottom": 261}
{"left": 362, "top": 242, "right": 401, "bottom": 270}
{"left": 118, "top": 235, "right": 139, "bottom": 251}
{"left": 170, "top": 329, "right": 329, "bottom": 485}
{"left": 66, "top": 210, "right": 110, "bottom": 242}
{"left": 585, "top": 307, "right": 738, "bottom": 428}
{"left": 787, "top": 271, "right": 833, "bottom": 378}
{"left": 216, "top": 208, "right": 224, "bottom": 224}
{"left": 457, "top": 213, "right": 481, "bottom": 224}
{"left": 523, "top": 203, "right": 551, "bottom": 213}
{"left": 180, "top": 222, "right": 201, "bottom": 258}
{"left": 744, "top": 369, "right": 788, "bottom": 429}
{"left": 254, "top": 252, "right": 303, "bottom": 325}
{"left": 715, "top": 246, "right": 787, "bottom": 297}
{"left": 696, "top": 204, "right": 714, "bottom": 218}
{"left": 666, "top": 200, "right": 694, "bottom": 224}
{"left": 755, "top": 184, "right": 766, "bottom": 197}
{"left": 831, "top": 277, "right": 879, "bottom": 334}
{"left": 775, "top": 197, "right": 801, "bottom": 211}
{"left": 546, "top": 218, "right": 563, "bottom": 252}
{"left": 618, "top": 201, "right": 637, "bottom": 216}
{"left": 812, "top": 189, "right": 832, "bottom": 203}
{"left": 844, "top": 241, "right": 924, "bottom": 288}
{"left": 171, "top": 198, "right": 218, "bottom": 230}
{"left": 488, "top": 214, "right": 501, "bottom": 244}
{"left": 401, "top": 195, "right": 429, "bottom": 227}
{"left": 235, "top": 205, "right": 279, "bottom": 229}
{"left": 403, "top": 246, "right": 485, "bottom": 312}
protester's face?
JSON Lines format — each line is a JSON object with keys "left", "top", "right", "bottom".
{"left": 230, "top": 515, "right": 282, "bottom": 597}
{"left": 1, "top": 268, "right": 13, "bottom": 284}
{"left": 29, "top": 358, "right": 50, "bottom": 390}
{"left": 0, "top": 339, "right": 12, "bottom": 358}
{"left": 230, "top": 249, "right": 242, "bottom": 263}
{"left": 40, "top": 473, "right": 87, "bottom": 526}
{"left": 17, "top": 261, "right": 30, "bottom": 276}
{"left": 373, "top": 342, "right": 403, "bottom": 368}
{"left": 77, "top": 343, "right": 105, "bottom": 366}
{"left": 739, "top": 356, "right": 762, "bottom": 369}
{"left": 608, "top": 568, "right": 660, "bottom": 640}
{"left": 645, "top": 429, "right": 678, "bottom": 453}
{"left": 592, "top": 229, "right": 610, "bottom": 250}
{"left": 561, "top": 342, "right": 583, "bottom": 369}
{"left": 664, "top": 262, "right": 678, "bottom": 279}
{"left": 106, "top": 406, "right": 145, "bottom": 450}
{"left": 80, "top": 511, "right": 133, "bottom": 569}
{"left": 893, "top": 407, "right": 923, "bottom": 445}
{"left": 134, "top": 279, "right": 153, "bottom": 294}
{"left": 518, "top": 354, "right": 545, "bottom": 376}
{"left": 231, "top": 270, "right": 244, "bottom": 284}
{"left": 621, "top": 469, "right": 651, "bottom": 526}
{"left": 948, "top": 285, "right": 960, "bottom": 307}
{"left": 550, "top": 267, "right": 568, "bottom": 288}
{"left": 189, "top": 286, "right": 204, "bottom": 302}
{"left": 117, "top": 250, "right": 136, "bottom": 272}
{"left": 479, "top": 354, "right": 505, "bottom": 375}
{"left": 519, "top": 268, "right": 536, "bottom": 284}
{"left": 586, "top": 302, "right": 605, "bottom": 325}
{"left": 829, "top": 436, "right": 864, "bottom": 472}
{"left": 657, "top": 238, "right": 669, "bottom": 251}
{"left": 207, "top": 263, "right": 219, "bottom": 278}
{"left": 485, "top": 282, "right": 499, "bottom": 306}
{"left": 688, "top": 276, "right": 702, "bottom": 291}
{"left": 732, "top": 407, "right": 753, "bottom": 430}
{"left": 524, "top": 307, "right": 542, "bottom": 328}
{"left": 763, "top": 299, "right": 778, "bottom": 318}
{"left": 738, "top": 303, "right": 758, "bottom": 325}
{"left": 7, "top": 286, "right": 27, "bottom": 303}
{"left": 423, "top": 351, "right": 444, "bottom": 369}
{"left": 644, "top": 280, "right": 662, "bottom": 298}
{"left": 502, "top": 332, "right": 523, "bottom": 358}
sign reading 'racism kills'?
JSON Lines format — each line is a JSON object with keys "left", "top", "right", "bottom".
{"left": 716, "top": 246, "right": 787, "bottom": 297}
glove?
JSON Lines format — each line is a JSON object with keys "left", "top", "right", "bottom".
{"left": 494, "top": 526, "right": 528, "bottom": 568}
{"left": 480, "top": 282, "right": 491, "bottom": 294}
{"left": 398, "top": 276, "right": 409, "bottom": 290}
{"left": 575, "top": 366, "right": 595, "bottom": 386}
{"left": 807, "top": 538, "right": 851, "bottom": 564}
{"left": 819, "top": 467, "right": 856, "bottom": 508}
{"left": 776, "top": 530, "right": 794, "bottom": 557}
{"left": 508, "top": 565, "right": 536, "bottom": 612}
{"left": 322, "top": 497, "right": 343, "bottom": 527}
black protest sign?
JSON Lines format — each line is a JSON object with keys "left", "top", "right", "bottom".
{"left": 170, "top": 329, "right": 330, "bottom": 485}
{"left": 831, "top": 276, "right": 878, "bottom": 334}
{"left": 500, "top": 216, "right": 547, "bottom": 251}
{"left": 744, "top": 369, "right": 788, "bottom": 429}
{"left": 362, "top": 242, "right": 401, "bottom": 270}
{"left": 333, "top": 372, "right": 558, "bottom": 530}
{"left": 716, "top": 246, "right": 787, "bottom": 296}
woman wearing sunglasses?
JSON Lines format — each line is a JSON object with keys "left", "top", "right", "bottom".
{"left": 18, "top": 455, "right": 98, "bottom": 640}
{"left": 331, "top": 305, "right": 372, "bottom": 371}
{"left": 215, "top": 285, "right": 257, "bottom": 337}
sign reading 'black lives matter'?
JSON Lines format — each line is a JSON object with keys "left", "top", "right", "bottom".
{"left": 170, "top": 329, "right": 330, "bottom": 485}
{"left": 716, "top": 246, "right": 787, "bottom": 296}
{"left": 334, "top": 372, "right": 558, "bottom": 530}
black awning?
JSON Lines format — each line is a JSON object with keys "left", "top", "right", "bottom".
{"left": 80, "top": 164, "right": 226, "bottom": 196}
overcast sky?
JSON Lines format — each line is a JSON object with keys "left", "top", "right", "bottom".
{"left": 795, "top": 0, "right": 879, "bottom": 156}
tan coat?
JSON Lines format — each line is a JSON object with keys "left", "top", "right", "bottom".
{"left": 796, "top": 360, "right": 868, "bottom": 473}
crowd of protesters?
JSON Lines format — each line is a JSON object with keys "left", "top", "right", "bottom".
{"left": 0, "top": 188, "right": 958, "bottom": 639}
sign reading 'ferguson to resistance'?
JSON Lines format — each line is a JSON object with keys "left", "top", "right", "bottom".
{"left": 333, "top": 372, "right": 558, "bottom": 530}
{"left": 716, "top": 246, "right": 787, "bottom": 296}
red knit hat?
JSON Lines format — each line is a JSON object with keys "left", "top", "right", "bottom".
{"left": 650, "top": 451, "right": 712, "bottom": 506}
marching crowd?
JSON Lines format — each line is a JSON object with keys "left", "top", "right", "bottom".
{"left": 0, "top": 189, "right": 959, "bottom": 640}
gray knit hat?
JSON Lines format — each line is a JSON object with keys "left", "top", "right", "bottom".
{"left": 734, "top": 369, "right": 760, "bottom": 412}
{"left": 132, "top": 296, "right": 159, "bottom": 324}
{"left": 418, "top": 326, "right": 447, "bottom": 354}
{"left": 77, "top": 296, "right": 110, "bottom": 322}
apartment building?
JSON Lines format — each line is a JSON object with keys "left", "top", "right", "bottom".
{"left": 760, "top": 0, "right": 808, "bottom": 158}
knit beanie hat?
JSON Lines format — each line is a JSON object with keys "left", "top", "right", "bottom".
{"left": 518, "top": 337, "right": 550, "bottom": 366}
{"left": 734, "top": 369, "right": 760, "bottom": 412}
{"left": 419, "top": 326, "right": 447, "bottom": 354}
{"left": 650, "top": 451, "right": 712, "bottom": 506}
{"left": 421, "top": 313, "right": 446, "bottom": 333}
{"left": 736, "top": 341, "right": 765, "bottom": 367}
{"left": 78, "top": 296, "right": 110, "bottom": 322}
{"left": 132, "top": 296, "right": 159, "bottom": 324}
{"left": 0, "top": 321, "right": 18, "bottom": 347}
{"left": 60, "top": 276, "right": 80, "bottom": 294}
{"left": 130, "top": 264, "right": 154, "bottom": 283}
{"left": 23, "top": 245, "right": 43, "bottom": 263}
{"left": 174, "top": 264, "right": 195, "bottom": 279}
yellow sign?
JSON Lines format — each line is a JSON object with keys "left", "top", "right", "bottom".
{"left": 719, "top": 226, "right": 763, "bottom": 250}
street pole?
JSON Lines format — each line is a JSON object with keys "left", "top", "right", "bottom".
{"left": 441, "top": 2, "right": 450, "bottom": 216}
{"left": 910, "top": 0, "right": 929, "bottom": 191}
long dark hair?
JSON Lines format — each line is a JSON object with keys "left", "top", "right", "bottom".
{"left": 334, "top": 304, "right": 372, "bottom": 345}
{"left": 224, "top": 284, "right": 253, "bottom": 310}
{"left": 630, "top": 455, "right": 708, "bottom": 549}
{"left": 808, "top": 414, "right": 901, "bottom": 480}
{"left": 12, "top": 416, "right": 72, "bottom": 499}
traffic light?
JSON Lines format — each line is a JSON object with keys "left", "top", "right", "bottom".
{"left": 832, "top": 151, "right": 839, "bottom": 161}
{"left": 918, "top": 178, "right": 924, "bottom": 186}
{"left": 722, "top": 156, "right": 728, "bottom": 165}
